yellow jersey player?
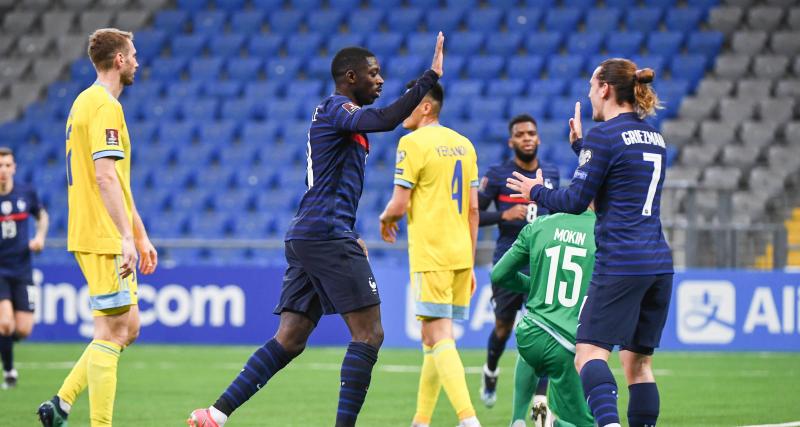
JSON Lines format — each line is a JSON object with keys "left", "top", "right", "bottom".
{"left": 379, "top": 81, "right": 481, "bottom": 427}
{"left": 38, "top": 28, "right": 157, "bottom": 427}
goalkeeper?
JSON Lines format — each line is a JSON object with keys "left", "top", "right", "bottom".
{"left": 490, "top": 208, "right": 596, "bottom": 427}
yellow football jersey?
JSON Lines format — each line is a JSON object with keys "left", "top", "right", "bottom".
{"left": 66, "top": 83, "right": 133, "bottom": 255}
{"left": 394, "top": 125, "right": 479, "bottom": 273}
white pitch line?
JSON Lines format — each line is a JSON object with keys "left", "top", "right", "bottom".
{"left": 739, "top": 422, "right": 800, "bottom": 427}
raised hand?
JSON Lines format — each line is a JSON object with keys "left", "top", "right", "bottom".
{"left": 569, "top": 101, "right": 582, "bottom": 145}
{"left": 506, "top": 169, "right": 543, "bottom": 202}
{"left": 431, "top": 31, "right": 444, "bottom": 77}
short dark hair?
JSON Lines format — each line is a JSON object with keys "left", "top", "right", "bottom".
{"left": 0, "top": 147, "right": 13, "bottom": 159}
{"left": 508, "top": 114, "right": 538, "bottom": 135}
{"left": 405, "top": 79, "right": 444, "bottom": 107}
{"left": 331, "top": 46, "right": 376, "bottom": 80}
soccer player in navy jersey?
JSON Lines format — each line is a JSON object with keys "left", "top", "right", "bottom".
{"left": 0, "top": 147, "right": 48, "bottom": 390}
{"left": 506, "top": 59, "right": 673, "bottom": 427}
{"left": 477, "top": 115, "right": 559, "bottom": 421}
{"left": 188, "top": 34, "right": 445, "bottom": 427}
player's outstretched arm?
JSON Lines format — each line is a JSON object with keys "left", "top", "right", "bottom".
{"left": 338, "top": 33, "right": 444, "bottom": 133}
{"left": 95, "top": 158, "right": 137, "bottom": 278}
{"left": 378, "top": 185, "right": 411, "bottom": 243}
{"left": 490, "top": 233, "right": 531, "bottom": 293}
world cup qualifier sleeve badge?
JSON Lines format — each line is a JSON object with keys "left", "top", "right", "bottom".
{"left": 105, "top": 129, "right": 120, "bottom": 146}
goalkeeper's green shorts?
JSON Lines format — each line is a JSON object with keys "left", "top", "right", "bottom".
{"left": 516, "top": 316, "right": 595, "bottom": 427}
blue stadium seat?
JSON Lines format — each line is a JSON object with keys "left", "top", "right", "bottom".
{"left": 485, "top": 119, "right": 510, "bottom": 141}
{"left": 189, "top": 57, "right": 223, "bottom": 82}
{"left": 426, "top": 9, "right": 463, "bottom": 33}
{"left": 655, "top": 79, "right": 690, "bottom": 115}
{"left": 487, "top": 0, "right": 516, "bottom": 7}
{"left": 70, "top": 58, "right": 95, "bottom": 82}
{"left": 247, "top": 34, "right": 283, "bottom": 57}
{"left": 563, "top": 0, "right": 594, "bottom": 9}
{"left": 447, "top": 32, "right": 483, "bottom": 56}
{"left": 129, "top": 121, "right": 158, "bottom": 145}
{"left": 193, "top": 11, "right": 227, "bottom": 33}
{"left": 200, "top": 121, "right": 237, "bottom": 144}
{"left": 646, "top": 32, "right": 684, "bottom": 58}
{"left": 230, "top": 10, "right": 265, "bottom": 33}
{"left": 507, "top": 55, "right": 544, "bottom": 79}
{"left": 329, "top": 0, "right": 360, "bottom": 9}
{"left": 466, "top": 56, "right": 504, "bottom": 79}
{"left": 193, "top": 166, "right": 233, "bottom": 189}
{"left": 280, "top": 120, "right": 311, "bottom": 145}
{"left": 466, "top": 8, "right": 503, "bottom": 32}
{"left": 226, "top": 57, "right": 262, "bottom": 81}
{"left": 134, "top": 30, "right": 166, "bottom": 60}
{"left": 287, "top": 80, "right": 324, "bottom": 98}
{"left": 286, "top": 33, "right": 323, "bottom": 57}
{"left": 347, "top": 9, "right": 384, "bottom": 34}
{"left": 231, "top": 213, "right": 272, "bottom": 238}
{"left": 449, "top": 120, "right": 484, "bottom": 143}
{"left": 605, "top": 0, "right": 636, "bottom": 7}
{"left": 205, "top": 81, "right": 242, "bottom": 98}
{"left": 448, "top": 79, "right": 484, "bottom": 97}
{"left": 307, "top": 10, "right": 343, "bottom": 34}
{"left": 665, "top": 8, "right": 703, "bottom": 33}
{"left": 265, "top": 99, "right": 301, "bottom": 121}
{"left": 241, "top": 122, "right": 279, "bottom": 145}
{"left": 569, "top": 80, "right": 589, "bottom": 98}
{"left": 466, "top": 98, "right": 506, "bottom": 120}
{"left": 167, "top": 80, "right": 203, "bottom": 98}
{"left": 547, "top": 56, "right": 584, "bottom": 80}
{"left": 387, "top": 8, "right": 422, "bottom": 33}
{"left": 265, "top": 58, "right": 301, "bottom": 82}
{"left": 524, "top": 32, "right": 562, "bottom": 57}
{"left": 506, "top": 8, "right": 542, "bottom": 33}
{"left": 269, "top": 9, "right": 304, "bottom": 34}
{"left": 209, "top": 34, "right": 245, "bottom": 58}
{"left": 387, "top": 56, "right": 425, "bottom": 82}
{"left": 171, "top": 34, "right": 208, "bottom": 58}
{"left": 150, "top": 213, "right": 188, "bottom": 238}
{"left": 644, "top": 0, "right": 676, "bottom": 7}
{"left": 686, "top": 31, "right": 723, "bottom": 57}
{"left": 669, "top": 54, "right": 707, "bottom": 88}
{"left": 181, "top": 98, "right": 218, "bottom": 121}
{"left": 625, "top": 8, "right": 663, "bottom": 33}
{"left": 188, "top": 212, "right": 232, "bottom": 238}
{"left": 181, "top": 144, "right": 218, "bottom": 167}
{"left": 631, "top": 54, "right": 666, "bottom": 77}
{"left": 244, "top": 81, "right": 282, "bottom": 99}
{"left": 141, "top": 99, "right": 182, "bottom": 122}
{"left": 306, "top": 56, "right": 331, "bottom": 80}
{"left": 567, "top": 33, "right": 604, "bottom": 56}
{"left": 486, "top": 33, "right": 522, "bottom": 57}
{"left": 221, "top": 98, "right": 259, "bottom": 121}
{"left": 159, "top": 122, "right": 196, "bottom": 145}
{"left": 327, "top": 34, "right": 365, "bottom": 54}
{"left": 544, "top": 9, "right": 582, "bottom": 33}
{"left": 585, "top": 8, "right": 621, "bottom": 33}
{"left": 606, "top": 31, "right": 644, "bottom": 57}
{"left": 366, "top": 33, "right": 404, "bottom": 57}
{"left": 252, "top": 0, "right": 284, "bottom": 8}
{"left": 406, "top": 33, "right": 438, "bottom": 55}
{"left": 510, "top": 97, "right": 546, "bottom": 119}
{"left": 154, "top": 10, "right": 189, "bottom": 34}
{"left": 123, "top": 81, "right": 163, "bottom": 101}
{"left": 488, "top": 79, "right": 526, "bottom": 97}
{"left": 177, "top": 0, "right": 208, "bottom": 12}
{"left": 290, "top": 0, "right": 322, "bottom": 8}
{"left": 408, "top": 0, "right": 438, "bottom": 7}
{"left": 217, "top": 144, "right": 257, "bottom": 167}
{"left": 47, "top": 82, "right": 81, "bottom": 103}
{"left": 215, "top": 0, "right": 246, "bottom": 12}
{"left": 690, "top": 0, "right": 719, "bottom": 9}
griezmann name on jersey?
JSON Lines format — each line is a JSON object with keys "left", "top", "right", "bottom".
{"left": 394, "top": 125, "right": 479, "bottom": 273}
{"left": 491, "top": 211, "right": 596, "bottom": 349}
{"left": 530, "top": 112, "right": 673, "bottom": 276}
{"left": 66, "top": 83, "right": 134, "bottom": 255}
{"left": 0, "top": 184, "right": 42, "bottom": 278}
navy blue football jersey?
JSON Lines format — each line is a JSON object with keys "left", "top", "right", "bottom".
{"left": 479, "top": 159, "right": 560, "bottom": 263}
{"left": 0, "top": 183, "right": 42, "bottom": 278}
{"left": 530, "top": 112, "right": 673, "bottom": 275}
{"left": 286, "top": 70, "right": 440, "bottom": 241}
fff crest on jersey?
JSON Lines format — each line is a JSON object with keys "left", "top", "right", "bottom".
{"left": 16, "top": 199, "right": 26, "bottom": 212}
{"left": 579, "top": 149, "right": 592, "bottom": 167}
{"left": 1, "top": 201, "right": 11, "bottom": 215}
{"left": 396, "top": 150, "right": 406, "bottom": 164}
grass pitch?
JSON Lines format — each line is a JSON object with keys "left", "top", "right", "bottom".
{"left": 4, "top": 343, "right": 799, "bottom": 426}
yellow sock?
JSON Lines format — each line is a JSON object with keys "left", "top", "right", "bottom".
{"left": 431, "top": 338, "right": 476, "bottom": 420}
{"left": 87, "top": 340, "right": 121, "bottom": 427}
{"left": 57, "top": 345, "right": 90, "bottom": 406}
{"left": 413, "top": 344, "right": 441, "bottom": 424}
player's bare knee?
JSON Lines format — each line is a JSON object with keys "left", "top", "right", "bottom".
{"left": 126, "top": 325, "right": 140, "bottom": 346}
{"left": 0, "top": 319, "right": 13, "bottom": 336}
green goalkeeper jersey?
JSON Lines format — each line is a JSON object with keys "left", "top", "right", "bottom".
{"left": 490, "top": 210, "right": 596, "bottom": 352}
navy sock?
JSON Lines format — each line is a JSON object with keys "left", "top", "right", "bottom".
{"left": 0, "top": 334, "right": 13, "bottom": 371}
{"left": 214, "top": 338, "right": 292, "bottom": 416}
{"left": 335, "top": 342, "right": 378, "bottom": 427}
{"left": 535, "top": 376, "right": 549, "bottom": 395}
{"left": 580, "top": 359, "right": 620, "bottom": 427}
{"left": 628, "top": 382, "right": 660, "bottom": 427}
{"left": 486, "top": 329, "right": 509, "bottom": 372}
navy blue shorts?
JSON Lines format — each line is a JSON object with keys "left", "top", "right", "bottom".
{"left": 491, "top": 284, "right": 525, "bottom": 322}
{"left": 0, "top": 274, "right": 35, "bottom": 312}
{"left": 274, "top": 238, "right": 380, "bottom": 324}
{"left": 576, "top": 274, "right": 673, "bottom": 355}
